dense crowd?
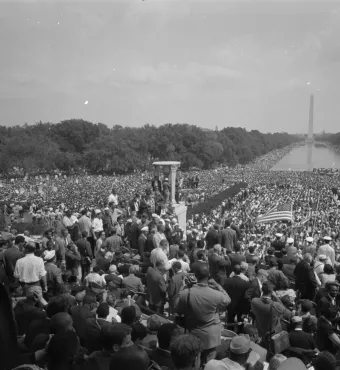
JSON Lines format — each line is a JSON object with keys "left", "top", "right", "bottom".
{"left": 0, "top": 144, "right": 340, "bottom": 370}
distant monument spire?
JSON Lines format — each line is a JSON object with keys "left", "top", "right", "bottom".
{"left": 307, "top": 94, "right": 314, "bottom": 142}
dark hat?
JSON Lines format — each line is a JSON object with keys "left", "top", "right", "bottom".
{"left": 301, "top": 299, "right": 313, "bottom": 311}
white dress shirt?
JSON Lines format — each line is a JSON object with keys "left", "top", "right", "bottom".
{"left": 14, "top": 253, "right": 46, "bottom": 283}
{"left": 92, "top": 218, "right": 104, "bottom": 233}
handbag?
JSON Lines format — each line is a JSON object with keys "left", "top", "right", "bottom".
{"left": 268, "top": 302, "right": 290, "bottom": 354}
{"left": 175, "top": 288, "right": 191, "bottom": 330}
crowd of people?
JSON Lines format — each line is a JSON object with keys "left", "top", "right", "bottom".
{"left": 0, "top": 143, "right": 340, "bottom": 370}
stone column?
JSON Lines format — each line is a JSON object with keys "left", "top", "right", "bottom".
{"left": 170, "top": 164, "right": 179, "bottom": 204}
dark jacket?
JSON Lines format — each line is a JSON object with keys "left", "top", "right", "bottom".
{"left": 76, "top": 238, "right": 93, "bottom": 264}
{"left": 208, "top": 253, "right": 230, "bottom": 282}
{"left": 70, "top": 305, "right": 96, "bottom": 343}
{"left": 45, "top": 262, "right": 63, "bottom": 295}
{"left": 223, "top": 275, "right": 250, "bottom": 317}
{"left": 3, "top": 246, "right": 23, "bottom": 279}
{"left": 205, "top": 230, "right": 220, "bottom": 250}
{"left": 146, "top": 266, "right": 167, "bottom": 307}
{"left": 84, "top": 317, "right": 111, "bottom": 354}
{"left": 221, "top": 228, "right": 236, "bottom": 253}
{"left": 14, "top": 299, "right": 47, "bottom": 336}
{"left": 294, "top": 261, "right": 318, "bottom": 300}
{"left": 244, "top": 278, "right": 262, "bottom": 310}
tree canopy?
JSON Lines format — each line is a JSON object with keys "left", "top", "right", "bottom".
{"left": 0, "top": 120, "right": 299, "bottom": 175}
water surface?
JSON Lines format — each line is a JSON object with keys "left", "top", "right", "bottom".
{"left": 270, "top": 143, "right": 340, "bottom": 171}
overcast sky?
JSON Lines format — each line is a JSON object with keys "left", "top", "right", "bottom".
{"left": 1, "top": 0, "right": 340, "bottom": 133}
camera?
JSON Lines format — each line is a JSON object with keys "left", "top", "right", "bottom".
{"left": 183, "top": 273, "right": 197, "bottom": 288}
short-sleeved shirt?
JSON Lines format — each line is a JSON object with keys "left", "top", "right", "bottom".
{"left": 14, "top": 253, "right": 46, "bottom": 283}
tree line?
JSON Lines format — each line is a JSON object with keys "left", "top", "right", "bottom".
{"left": 0, "top": 120, "right": 300, "bottom": 175}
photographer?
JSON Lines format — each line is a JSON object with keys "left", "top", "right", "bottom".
{"left": 175, "top": 264, "right": 230, "bottom": 365}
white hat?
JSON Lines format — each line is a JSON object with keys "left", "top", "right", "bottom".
{"left": 95, "top": 209, "right": 101, "bottom": 215}
{"left": 152, "top": 213, "right": 158, "bottom": 218}
{"left": 275, "top": 233, "right": 283, "bottom": 238}
{"left": 192, "top": 229, "right": 198, "bottom": 233}
{"left": 165, "top": 218, "right": 170, "bottom": 222}
{"left": 306, "top": 236, "right": 313, "bottom": 242}
{"left": 324, "top": 236, "right": 332, "bottom": 241}
{"left": 319, "top": 254, "right": 327, "bottom": 261}
{"left": 44, "top": 250, "right": 55, "bottom": 261}
{"left": 109, "top": 265, "right": 117, "bottom": 273}
{"left": 127, "top": 219, "right": 132, "bottom": 223}
{"left": 287, "top": 238, "right": 294, "bottom": 244}
{"left": 171, "top": 218, "right": 177, "bottom": 223}
{"left": 141, "top": 226, "right": 149, "bottom": 232}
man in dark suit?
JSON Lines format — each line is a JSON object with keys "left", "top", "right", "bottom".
{"left": 228, "top": 243, "right": 246, "bottom": 269}
{"left": 146, "top": 261, "right": 167, "bottom": 314}
{"left": 55, "top": 229, "right": 72, "bottom": 265}
{"left": 271, "top": 233, "right": 285, "bottom": 258}
{"left": 223, "top": 265, "right": 250, "bottom": 323}
{"left": 282, "top": 256, "right": 298, "bottom": 281}
{"left": 221, "top": 219, "right": 236, "bottom": 253}
{"left": 168, "top": 261, "right": 186, "bottom": 314}
{"left": 317, "top": 282, "right": 340, "bottom": 317}
{"left": 277, "top": 248, "right": 290, "bottom": 269}
{"left": 84, "top": 303, "right": 112, "bottom": 354}
{"left": 289, "top": 316, "right": 317, "bottom": 350}
{"left": 244, "top": 269, "right": 268, "bottom": 312}
{"left": 70, "top": 293, "right": 96, "bottom": 345}
{"left": 208, "top": 244, "right": 230, "bottom": 284}
{"left": 294, "top": 253, "right": 318, "bottom": 300}
{"left": 44, "top": 250, "right": 63, "bottom": 297}
{"left": 3, "top": 235, "right": 24, "bottom": 280}
{"left": 205, "top": 225, "right": 221, "bottom": 250}
{"left": 76, "top": 231, "right": 93, "bottom": 279}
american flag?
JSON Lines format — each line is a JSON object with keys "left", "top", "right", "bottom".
{"left": 257, "top": 202, "right": 293, "bottom": 224}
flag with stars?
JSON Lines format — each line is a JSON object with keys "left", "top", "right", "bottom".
{"left": 257, "top": 202, "right": 293, "bottom": 224}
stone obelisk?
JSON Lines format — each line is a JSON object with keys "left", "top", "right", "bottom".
{"left": 307, "top": 94, "right": 314, "bottom": 142}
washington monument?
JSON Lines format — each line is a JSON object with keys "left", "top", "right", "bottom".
{"left": 307, "top": 94, "right": 314, "bottom": 143}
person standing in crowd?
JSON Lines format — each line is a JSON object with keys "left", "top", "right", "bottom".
{"left": 55, "top": 229, "right": 72, "bottom": 266}
{"left": 205, "top": 224, "right": 221, "bottom": 250}
{"left": 102, "top": 227, "right": 123, "bottom": 252}
{"left": 176, "top": 264, "right": 230, "bottom": 364}
{"left": 146, "top": 260, "right": 167, "bottom": 314}
{"left": 294, "top": 253, "right": 318, "bottom": 300}
{"left": 108, "top": 187, "right": 118, "bottom": 206}
{"left": 317, "top": 236, "right": 335, "bottom": 266}
{"left": 14, "top": 242, "right": 47, "bottom": 293}
{"left": 221, "top": 219, "right": 236, "bottom": 253}
{"left": 138, "top": 226, "right": 148, "bottom": 260}
{"left": 3, "top": 235, "right": 24, "bottom": 281}
{"left": 76, "top": 231, "right": 93, "bottom": 280}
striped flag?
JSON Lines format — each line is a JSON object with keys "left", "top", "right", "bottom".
{"left": 257, "top": 202, "right": 293, "bottom": 224}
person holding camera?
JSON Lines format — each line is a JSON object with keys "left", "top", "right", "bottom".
{"left": 175, "top": 264, "right": 230, "bottom": 364}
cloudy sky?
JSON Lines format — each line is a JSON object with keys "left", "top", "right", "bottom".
{"left": 1, "top": 0, "right": 340, "bottom": 133}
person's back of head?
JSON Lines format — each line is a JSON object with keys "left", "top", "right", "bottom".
{"left": 157, "top": 323, "right": 180, "bottom": 351}
{"left": 50, "top": 312, "right": 73, "bottom": 334}
{"left": 81, "top": 231, "right": 88, "bottom": 238}
{"left": 109, "top": 345, "right": 150, "bottom": 370}
{"left": 234, "top": 243, "right": 241, "bottom": 252}
{"left": 172, "top": 261, "right": 182, "bottom": 272}
{"left": 170, "top": 334, "right": 203, "bottom": 370}
{"left": 261, "top": 281, "right": 274, "bottom": 297}
{"left": 194, "top": 264, "right": 209, "bottom": 283}
{"left": 100, "top": 324, "right": 132, "bottom": 352}
{"left": 83, "top": 293, "right": 97, "bottom": 308}
{"left": 248, "top": 246, "right": 255, "bottom": 254}
{"left": 225, "top": 219, "right": 231, "bottom": 228}
{"left": 97, "top": 302, "right": 110, "bottom": 319}
{"left": 268, "top": 354, "right": 287, "bottom": 370}
{"left": 196, "top": 250, "right": 205, "bottom": 261}
{"left": 121, "top": 305, "right": 136, "bottom": 325}
{"left": 47, "top": 330, "right": 80, "bottom": 370}
{"left": 46, "top": 295, "right": 71, "bottom": 318}
{"left": 14, "top": 235, "right": 25, "bottom": 246}
{"left": 177, "top": 250, "right": 185, "bottom": 259}
{"left": 233, "top": 265, "right": 241, "bottom": 275}
{"left": 267, "top": 247, "right": 275, "bottom": 256}
{"left": 312, "top": 351, "right": 336, "bottom": 370}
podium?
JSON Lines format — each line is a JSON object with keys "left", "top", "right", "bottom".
{"left": 152, "top": 161, "right": 187, "bottom": 233}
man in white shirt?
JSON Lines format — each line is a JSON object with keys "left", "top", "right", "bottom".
{"left": 317, "top": 236, "right": 335, "bottom": 266}
{"left": 14, "top": 243, "right": 47, "bottom": 292}
{"left": 153, "top": 223, "right": 166, "bottom": 249}
{"left": 92, "top": 209, "right": 104, "bottom": 239}
{"left": 108, "top": 188, "right": 118, "bottom": 206}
